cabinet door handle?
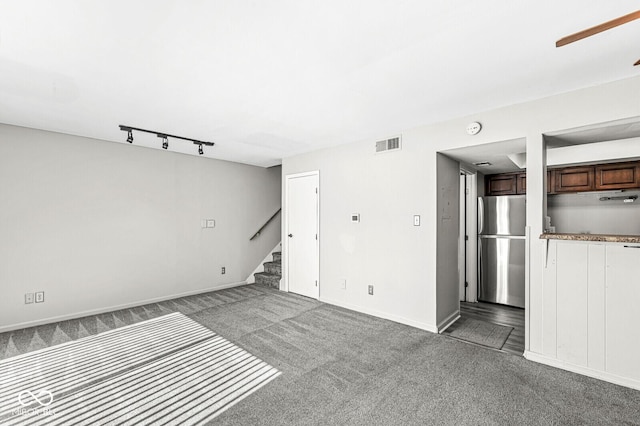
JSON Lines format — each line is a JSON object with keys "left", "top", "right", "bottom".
{"left": 623, "top": 245, "right": 640, "bottom": 249}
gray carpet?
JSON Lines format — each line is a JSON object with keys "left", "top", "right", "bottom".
{"left": 0, "top": 313, "right": 280, "bottom": 425}
{"left": 448, "top": 317, "right": 513, "bottom": 350}
{"left": 1, "top": 284, "right": 639, "bottom": 425}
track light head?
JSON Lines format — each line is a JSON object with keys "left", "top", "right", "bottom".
{"left": 162, "top": 136, "right": 168, "bottom": 150}
{"left": 126, "top": 129, "right": 133, "bottom": 143}
{"left": 198, "top": 144, "right": 204, "bottom": 155}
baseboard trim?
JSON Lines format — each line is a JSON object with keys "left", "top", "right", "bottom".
{"left": 319, "top": 297, "right": 438, "bottom": 333}
{"left": 524, "top": 350, "right": 640, "bottom": 391}
{"left": 437, "top": 310, "right": 460, "bottom": 333}
{"left": 0, "top": 281, "right": 248, "bottom": 333}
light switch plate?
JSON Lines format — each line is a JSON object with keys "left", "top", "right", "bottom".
{"left": 35, "top": 291, "right": 44, "bottom": 303}
{"left": 414, "top": 215, "right": 421, "bottom": 226}
{"left": 206, "top": 219, "right": 216, "bottom": 228}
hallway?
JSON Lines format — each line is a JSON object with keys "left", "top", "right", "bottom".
{"left": 443, "top": 301, "right": 525, "bottom": 356}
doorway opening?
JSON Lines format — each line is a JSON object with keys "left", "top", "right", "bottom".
{"left": 439, "top": 139, "right": 527, "bottom": 355}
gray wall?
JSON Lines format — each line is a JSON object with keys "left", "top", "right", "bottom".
{"left": 436, "top": 154, "right": 460, "bottom": 327}
{"left": 548, "top": 190, "right": 640, "bottom": 235}
{"left": 282, "top": 75, "right": 640, "bottom": 335}
{"left": 282, "top": 139, "right": 434, "bottom": 330}
{"left": 0, "top": 124, "right": 281, "bottom": 331}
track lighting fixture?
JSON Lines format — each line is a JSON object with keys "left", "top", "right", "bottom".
{"left": 118, "top": 125, "right": 215, "bottom": 153}
{"left": 160, "top": 135, "right": 169, "bottom": 150}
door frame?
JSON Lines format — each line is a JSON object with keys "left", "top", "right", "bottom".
{"left": 458, "top": 169, "right": 478, "bottom": 303}
{"left": 283, "top": 170, "right": 320, "bottom": 298}
{"left": 465, "top": 172, "right": 478, "bottom": 302}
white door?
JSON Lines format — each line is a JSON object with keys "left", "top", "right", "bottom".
{"left": 285, "top": 172, "right": 319, "bottom": 299}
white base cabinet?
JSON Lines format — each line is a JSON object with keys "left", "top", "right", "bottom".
{"left": 531, "top": 240, "right": 640, "bottom": 389}
{"left": 605, "top": 244, "right": 640, "bottom": 381}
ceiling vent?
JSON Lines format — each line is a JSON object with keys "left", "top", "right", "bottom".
{"left": 375, "top": 136, "right": 402, "bottom": 153}
{"left": 472, "top": 161, "right": 492, "bottom": 167}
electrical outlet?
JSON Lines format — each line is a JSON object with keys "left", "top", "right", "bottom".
{"left": 25, "top": 293, "right": 34, "bottom": 304}
{"left": 221, "top": 266, "right": 226, "bottom": 275}
{"left": 35, "top": 291, "right": 45, "bottom": 303}
{"left": 368, "top": 285, "right": 374, "bottom": 295}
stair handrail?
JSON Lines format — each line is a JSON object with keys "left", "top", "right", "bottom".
{"left": 250, "top": 208, "right": 281, "bottom": 241}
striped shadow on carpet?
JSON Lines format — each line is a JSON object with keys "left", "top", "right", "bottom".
{"left": 0, "top": 313, "right": 281, "bottom": 425}
{"left": 447, "top": 318, "right": 513, "bottom": 350}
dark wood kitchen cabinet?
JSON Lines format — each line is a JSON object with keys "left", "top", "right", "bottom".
{"left": 554, "top": 166, "right": 595, "bottom": 193}
{"left": 515, "top": 171, "right": 554, "bottom": 194}
{"left": 516, "top": 173, "right": 526, "bottom": 194}
{"left": 485, "top": 173, "right": 517, "bottom": 195}
{"left": 486, "top": 171, "right": 553, "bottom": 195}
{"left": 595, "top": 162, "right": 640, "bottom": 190}
{"left": 485, "top": 160, "right": 640, "bottom": 196}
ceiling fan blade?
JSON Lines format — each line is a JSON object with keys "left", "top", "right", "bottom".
{"left": 556, "top": 10, "right": 640, "bottom": 47}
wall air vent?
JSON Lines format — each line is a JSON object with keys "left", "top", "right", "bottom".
{"left": 472, "top": 161, "right": 492, "bottom": 167}
{"left": 375, "top": 136, "right": 402, "bottom": 154}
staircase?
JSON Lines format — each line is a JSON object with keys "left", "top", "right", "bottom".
{"left": 254, "top": 251, "right": 281, "bottom": 288}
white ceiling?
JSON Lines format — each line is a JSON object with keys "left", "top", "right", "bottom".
{"left": 442, "top": 138, "right": 527, "bottom": 174}
{"left": 1, "top": 1, "right": 639, "bottom": 167}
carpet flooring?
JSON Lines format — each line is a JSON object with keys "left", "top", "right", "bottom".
{"left": 1, "top": 284, "right": 639, "bottom": 425}
{"left": 0, "top": 312, "right": 280, "bottom": 425}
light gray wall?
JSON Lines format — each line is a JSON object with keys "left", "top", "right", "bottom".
{"left": 548, "top": 190, "right": 640, "bottom": 235}
{"left": 436, "top": 154, "right": 460, "bottom": 327}
{"left": 0, "top": 124, "right": 281, "bottom": 331}
{"left": 282, "top": 141, "right": 434, "bottom": 330}
{"left": 282, "top": 75, "right": 640, "bottom": 334}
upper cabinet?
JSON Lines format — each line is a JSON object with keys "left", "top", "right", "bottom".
{"left": 515, "top": 172, "right": 554, "bottom": 194}
{"left": 485, "top": 173, "right": 517, "bottom": 195}
{"left": 516, "top": 173, "right": 526, "bottom": 194}
{"left": 486, "top": 171, "right": 554, "bottom": 195}
{"left": 485, "top": 160, "right": 640, "bottom": 196}
{"left": 554, "top": 166, "right": 595, "bottom": 193}
{"left": 595, "top": 162, "right": 640, "bottom": 190}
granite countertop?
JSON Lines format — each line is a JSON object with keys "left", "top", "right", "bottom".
{"left": 540, "top": 233, "right": 640, "bottom": 243}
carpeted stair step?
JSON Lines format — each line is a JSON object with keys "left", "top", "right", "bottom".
{"left": 254, "top": 250, "right": 282, "bottom": 289}
{"left": 254, "top": 272, "right": 280, "bottom": 288}
{"left": 263, "top": 261, "right": 281, "bottom": 275}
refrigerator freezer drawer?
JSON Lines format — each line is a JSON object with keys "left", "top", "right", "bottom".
{"left": 479, "top": 236, "right": 525, "bottom": 308}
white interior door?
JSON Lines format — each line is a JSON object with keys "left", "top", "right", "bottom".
{"left": 286, "top": 172, "right": 319, "bottom": 299}
{"left": 465, "top": 173, "right": 478, "bottom": 302}
{"left": 459, "top": 171, "right": 478, "bottom": 303}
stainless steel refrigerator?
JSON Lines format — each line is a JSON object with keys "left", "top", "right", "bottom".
{"left": 478, "top": 195, "right": 526, "bottom": 308}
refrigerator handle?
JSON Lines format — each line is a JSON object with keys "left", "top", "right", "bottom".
{"left": 477, "top": 197, "right": 484, "bottom": 234}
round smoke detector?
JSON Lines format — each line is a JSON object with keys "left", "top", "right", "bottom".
{"left": 466, "top": 122, "right": 482, "bottom": 135}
